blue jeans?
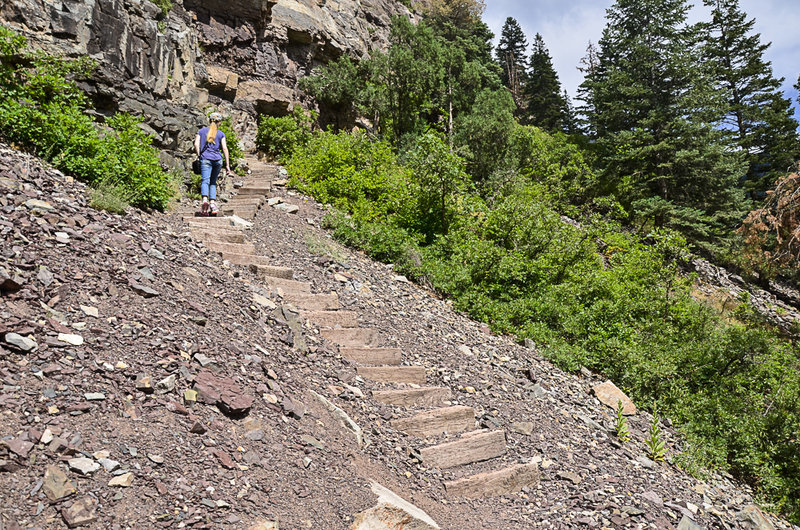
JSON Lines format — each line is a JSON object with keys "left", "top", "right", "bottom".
{"left": 200, "top": 159, "right": 223, "bottom": 200}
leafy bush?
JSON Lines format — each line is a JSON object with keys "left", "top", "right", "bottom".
{"left": 286, "top": 129, "right": 402, "bottom": 220}
{"left": 0, "top": 25, "right": 174, "bottom": 211}
{"left": 256, "top": 106, "right": 316, "bottom": 160}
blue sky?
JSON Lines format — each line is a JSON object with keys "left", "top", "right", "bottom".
{"left": 482, "top": 0, "right": 800, "bottom": 111}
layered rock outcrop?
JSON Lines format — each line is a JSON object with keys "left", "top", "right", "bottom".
{"left": 0, "top": 0, "right": 409, "bottom": 163}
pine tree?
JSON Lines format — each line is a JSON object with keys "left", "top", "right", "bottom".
{"left": 523, "top": 33, "right": 568, "bottom": 132}
{"left": 494, "top": 17, "right": 527, "bottom": 107}
{"left": 579, "top": 0, "right": 746, "bottom": 245}
{"left": 701, "top": 0, "right": 800, "bottom": 198}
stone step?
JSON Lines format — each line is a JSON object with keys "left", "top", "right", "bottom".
{"left": 280, "top": 292, "right": 340, "bottom": 311}
{"left": 321, "top": 328, "right": 381, "bottom": 348}
{"left": 420, "top": 430, "right": 506, "bottom": 469}
{"left": 372, "top": 387, "right": 452, "bottom": 408}
{"left": 221, "top": 205, "right": 258, "bottom": 218}
{"left": 185, "top": 220, "right": 244, "bottom": 232}
{"left": 392, "top": 406, "right": 475, "bottom": 437}
{"left": 248, "top": 263, "right": 294, "bottom": 280}
{"left": 261, "top": 277, "right": 312, "bottom": 295}
{"left": 444, "top": 463, "right": 540, "bottom": 499}
{"left": 236, "top": 186, "right": 271, "bottom": 196}
{"left": 220, "top": 252, "right": 270, "bottom": 267}
{"left": 182, "top": 215, "right": 238, "bottom": 225}
{"left": 339, "top": 347, "right": 402, "bottom": 366}
{"left": 357, "top": 366, "right": 426, "bottom": 385}
{"left": 205, "top": 241, "right": 256, "bottom": 255}
{"left": 302, "top": 310, "right": 358, "bottom": 328}
{"left": 225, "top": 197, "right": 263, "bottom": 206}
{"left": 190, "top": 229, "right": 245, "bottom": 244}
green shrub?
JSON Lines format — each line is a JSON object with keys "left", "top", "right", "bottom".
{"left": 89, "top": 182, "right": 130, "bottom": 214}
{"left": 149, "top": 0, "right": 172, "bottom": 18}
{"left": 256, "top": 106, "right": 316, "bottom": 160}
{"left": 286, "top": 129, "right": 402, "bottom": 220}
{"left": 0, "top": 25, "right": 173, "bottom": 211}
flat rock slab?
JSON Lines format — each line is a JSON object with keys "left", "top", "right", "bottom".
{"left": 281, "top": 292, "right": 340, "bottom": 311}
{"left": 420, "top": 430, "right": 506, "bottom": 469}
{"left": 444, "top": 463, "right": 540, "bottom": 499}
{"left": 62, "top": 496, "right": 98, "bottom": 527}
{"left": 236, "top": 186, "right": 271, "bottom": 196}
{"left": 358, "top": 366, "right": 426, "bottom": 385}
{"left": 321, "top": 328, "right": 381, "bottom": 348}
{"left": 339, "top": 347, "right": 402, "bottom": 366}
{"left": 593, "top": 380, "right": 636, "bottom": 415}
{"left": 222, "top": 206, "right": 257, "bottom": 219}
{"left": 191, "top": 230, "right": 245, "bottom": 244}
{"left": 43, "top": 465, "right": 76, "bottom": 501}
{"left": 352, "top": 482, "right": 440, "bottom": 530}
{"left": 392, "top": 406, "right": 475, "bottom": 437}
{"left": 302, "top": 310, "right": 358, "bottom": 328}
{"left": 274, "top": 203, "right": 300, "bottom": 214}
{"left": 263, "top": 277, "right": 312, "bottom": 294}
{"left": 225, "top": 197, "right": 263, "bottom": 206}
{"left": 248, "top": 263, "right": 294, "bottom": 280}
{"left": 372, "top": 387, "right": 452, "bottom": 407}
{"left": 205, "top": 241, "right": 256, "bottom": 255}
{"left": 194, "top": 369, "right": 254, "bottom": 416}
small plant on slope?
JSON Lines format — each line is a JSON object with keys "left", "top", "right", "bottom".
{"left": 645, "top": 404, "right": 667, "bottom": 463}
{"left": 614, "top": 399, "right": 630, "bottom": 443}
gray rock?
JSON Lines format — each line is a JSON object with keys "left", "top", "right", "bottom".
{"left": 5, "top": 333, "right": 38, "bottom": 352}
{"left": 677, "top": 516, "right": 704, "bottom": 530}
{"left": 737, "top": 505, "right": 776, "bottom": 529}
{"left": 155, "top": 374, "right": 176, "bottom": 394}
{"left": 274, "top": 203, "right": 300, "bottom": 214}
{"left": 68, "top": 457, "right": 101, "bottom": 475}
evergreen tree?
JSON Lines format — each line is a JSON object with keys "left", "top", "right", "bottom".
{"left": 494, "top": 17, "right": 527, "bottom": 106}
{"left": 701, "top": 0, "right": 800, "bottom": 198}
{"left": 562, "top": 90, "right": 580, "bottom": 135}
{"left": 523, "top": 33, "right": 568, "bottom": 132}
{"left": 579, "top": 0, "right": 746, "bottom": 245}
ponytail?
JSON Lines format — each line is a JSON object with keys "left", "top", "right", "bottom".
{"left": 206, "top": 122, "right": 218, "bottom": 144}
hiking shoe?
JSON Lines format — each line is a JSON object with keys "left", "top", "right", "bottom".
{"left": 209, "top": 203, "right": 219, "bottom": 216}
{"left": 201, "top": 201, "right": 209, "bottom": 216}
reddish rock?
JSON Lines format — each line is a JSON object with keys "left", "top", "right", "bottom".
{"left": 62, "top": 497, "right": 98, "bottom": 527}
{"left": 193, "top": 369, "right": 253, "bottom": 416}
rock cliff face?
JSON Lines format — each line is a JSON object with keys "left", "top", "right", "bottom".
{"left": 0, "top": 0, "right": 409, "bottom": 163}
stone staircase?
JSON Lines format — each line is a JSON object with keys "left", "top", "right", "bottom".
{"left": 182, "top": 156, "right": 541, "bottom": 526}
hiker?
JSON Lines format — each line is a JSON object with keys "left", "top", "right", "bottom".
{"left": 194, "top": 112, "right": 231, "bottom": 216}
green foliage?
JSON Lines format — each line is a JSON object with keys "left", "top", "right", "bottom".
{"left": 0, "top": 26, "right": 172, "bottom": 210}
{"left": 614, "top": 400, "right": 631, "bottom": 443}
{"left": 454, "top": 88, "right": 516, "bottom": 184}
{"left": 285, "top": 129, "right": 402, "bottom": 220}
{"left": 523, "top": 34, "right": 568, "bottom": 131}
{"left": 700, "top": 0, "right": 800, "bottom": 198}
{"left": 89, "top": 182, "right": 130, "bottom": 214}
{"left": 149, "top": 0, "right": 172, "bottom": 18}
{"left": 256, "top": 106, "right": 316, "bottom": 160}
{"left": 398, "top": 132, "right": 470, "bottom": 239}
{"left": 645, "top": 405, "right": 668, "bottom": 462}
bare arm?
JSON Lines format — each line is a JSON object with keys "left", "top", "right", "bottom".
{"left": 194, "top": 134, "right": 201, "bottom": 157}
{"left": 221, "top": 136, "right": 231, "bottom": 172}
